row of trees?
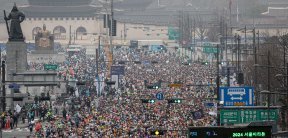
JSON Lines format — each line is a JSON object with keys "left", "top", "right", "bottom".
{"left": 176, "top": 10, "right": 230, "bottom": 47}
{"left": 243, "top": 34, "right": 288, "bottom": 104}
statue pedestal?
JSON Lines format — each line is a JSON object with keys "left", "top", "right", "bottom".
{"left": 6, "top": 41, "right": 27, "bottom": 110}
{"left": 27, "top": 53, "right": 66, "bottom": 64}
{"left": 34, "top": 43, "right": 54, "bottom": 54}
{"left": 6, "top": 41, "right": 27, "bottom": 80}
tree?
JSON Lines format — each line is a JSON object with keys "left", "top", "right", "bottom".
{"left": 243, "top": 35, "right": 288, "bottom": 106}
{"left": 195, "top": 14, "right": 208, "bottom": 43}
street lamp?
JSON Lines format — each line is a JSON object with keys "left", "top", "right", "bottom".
{"left": 275, "top": 72, "right": 288, "bottom": 131}
{"left": 260, "top": 90, "right": 272, "bottom": 120}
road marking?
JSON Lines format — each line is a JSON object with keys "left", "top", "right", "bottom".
{"left": 249, "top": 89, "right": 252, "bottom": 105}
{"left": 3, "top": 130, "right": 13, "bottom": 132}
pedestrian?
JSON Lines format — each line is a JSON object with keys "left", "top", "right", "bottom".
{"left": 10, "top": 116, "right": 14, "bottom": 129}
{"left": 5, "top": 115, "right": 10, "bottom": 129}
{"left": 62, "top": 108, "right": 67, "bottom": 120}
{"left": 28, "top": 121, "right": 33, "bottom": 134}
{"left": 13, "top": 111, "right": 18, "bottom": 128}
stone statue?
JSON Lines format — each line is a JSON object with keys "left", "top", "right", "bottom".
{"left": 35, "top": 24, "right": 54, "bottom": 48}
{"left": 4, "top": 3, "right": 25, "bottom": 41}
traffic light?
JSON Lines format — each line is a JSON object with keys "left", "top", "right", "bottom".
{"left": 141, "top": 99, "right": 155, "bottom": 104}
{"left": 103, "top": 14, "right": 110, "bottom": 28}
{"left": 150, "top": 130, "right": 165, "bottom": 135}
{"left": 167, "top": 99, "right": 182, "bottom": 104}
{"left": 151, "top": 61, "right": 158, "bottom": 64}
{"left": 147, "top": 85, "right": 158, "bottom": 89}
{"left": 118, "top": 61, "right": 126, "bottom": 64}
{"left": 76, "top": 82, "right": 86, "bottom": 85}
{"left": 111, "top": 19, "right": 117, "bottom": 36}
{"left": 39, "top": 96, "right": 50, "bottom": 101}
{"left": 106, "top": 81, "right": 116, "bottom": 85}
{"left": 237, "top": 73, "right": 244, "bottom": 84}
{"left": 14, "top": 88, "right": 20, "bottom": 93}
{"left": 108, "top": 19, "right": 117, "bottom": 36}
{"left": 202, "top": 62, "right": 208, "bottom": 65}
{"left": 134, "top": 61, "right": 141, "bottom": 64}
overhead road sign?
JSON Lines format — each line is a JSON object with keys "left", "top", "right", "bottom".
{"left": 220, "top": 87, "right": 254, "bottom": 106}
{"left": 44, "top": 64, "right": 58, "bottom": 70}
{"left": 220, "top": 108, "right": 278, "bottom": 125}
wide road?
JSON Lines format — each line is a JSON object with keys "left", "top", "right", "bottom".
{"left": 2, "top": 128, "right": 31, "bottom": 138}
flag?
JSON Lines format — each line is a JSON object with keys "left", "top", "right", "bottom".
{"left": 75, "top": 87, "right": 79, "bottom": 97}
{"left": 15, "top": 104, "right": 21, "bottom": 113}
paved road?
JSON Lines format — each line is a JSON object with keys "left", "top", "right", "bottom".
{"left": 1, "top": 118, "right": 40, "bottom": 138}
{"left": 2, "top": 127, "right": 31, "bottom": 138}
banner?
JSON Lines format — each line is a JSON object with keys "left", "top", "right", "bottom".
{"left": 192, "top": 109, "right": 204, "bottom": 120}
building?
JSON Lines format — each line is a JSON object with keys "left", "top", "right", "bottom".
{"left": 262, "top": 0, "right": 288, "bottom": 18}
{"left": 0, "top": 0, "right": 172, "bottom": 45}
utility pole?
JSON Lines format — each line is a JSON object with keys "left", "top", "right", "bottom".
{"left": 227, "top": 67, "right": 230, "bottom": 87}
{"left": 193, "top": 18, "right": 196, "bottom": 61}
{"left": 217, "top": 44, "right": 220, "bottom": 100}
{"left": 69, "top": 25, "right": 71, "bottom": 45}
{"left": 110, "top": 0, "right": 114, "bottom": 60}
{"left": 286, "top": 62, "right": 288, "bottom": 130}
{"left": 235, "top": 34, "right": 241, "bottom": 72}
{"left": 244, "top": 25, "right": 247, "bottom": 49}
{"left": 267, "top": 51, "right": 271, "bottom": 120}
{"left": 1, "top": 61, "right": 5, "bottom": 112}
{"left": 253, "top": 28, "right": 258, "bottom": 105}
{"left": 96, "top": 36, "right": 100, "bottom": 97}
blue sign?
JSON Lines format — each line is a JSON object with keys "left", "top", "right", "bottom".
{"left": 204, "top": 102, "right": 215, "bottom": 107}
{"left": 156, "top": 92, "right": 164, "bottom": 100}
{"left": 8, "top": 83, "right": 20, "bottom": 89}
{"left": 142, "top": 60, "right": 150, "bottom": 65}
{"left": 111, "top": 66, "right": 125, "bottom": 75}
{"left": 220, "top": 87, "right": 254, "bottom": 106}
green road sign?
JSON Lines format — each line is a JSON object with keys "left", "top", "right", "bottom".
{"left": 44, "top": 64, "right": 58, "bottom": 70}
{"left": 203, "top": 42, "right": 213, "bottom": 47}
{"left": 220, "top": 109, "right": 278, "bottom": 125}
{"left": 168, "top": 27, "right": 179, "bottom": 40}
{"left": 203, "top": 46, "right": 219, "bottom": 53}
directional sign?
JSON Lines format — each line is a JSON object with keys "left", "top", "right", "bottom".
{"left": 156, "top": 92, "right": 164, "bottom": 100}
{"left": 203, "top": 46, "right": 219, "bottom": 53}
{"left": 168, "top": 27, "right": 179, "bottom": 40}
{"left": 220, "top": 109, "right": 278, "bottom": 125}
{"left": 111, "top": 66, "right": 125, "bottom": 75}
{"left": 44, "top": 64, "right": 58, "bottom": 70}
{"left": 8, "top": 83, "right": 20, "bottom": 89}
{"left": 220, "top": 87, "right": 254, "bottom": 106}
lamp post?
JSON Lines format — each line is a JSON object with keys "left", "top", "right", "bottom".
{"left": 275, "top": 65, "right": 288, "bottom": 130}
{"left": 255, "top": 51, "right": 272, "bottom": 120}
{"left": 1, "top": 61, "right": 5, "bottom": 112}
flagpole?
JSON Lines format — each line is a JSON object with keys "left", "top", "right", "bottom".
{"left": 229, "top": 0, "right": 232, "bottom": 26}
{"left": 236, "top": 0, "right": 239, "bottom": 23}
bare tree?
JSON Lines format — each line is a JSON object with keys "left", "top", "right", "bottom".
{"left": 195, "top": 14, "right": 208, "bottom": 43}
{"left": 243, "top": 35, "right": 287, "bottom": 105}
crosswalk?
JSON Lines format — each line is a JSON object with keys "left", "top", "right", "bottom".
{"left": 2, "top": 128, "right": 30, "bottom": 133}
{"left": 3, "top": 128, "right": 47, "bottom": 133}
